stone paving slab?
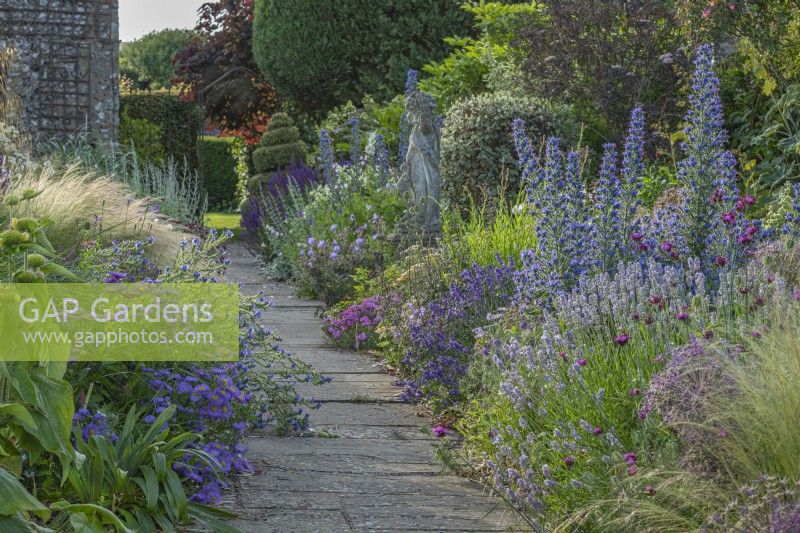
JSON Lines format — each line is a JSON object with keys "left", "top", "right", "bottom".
{"left": 224, "top": 242, "right": 523, "bottom": 532}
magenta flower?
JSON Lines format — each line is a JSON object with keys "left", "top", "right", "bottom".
{"left": 645, "top": 484, "right": 655, "bottom": 495}
{"left": 715, "top": 255, "right": 728, "bottom": 267}
{"left": 614, "top": 334, "right": 630, "bottom": 346}
{"left": 631, "top": 231, "right": 643, "bottom": 242}
{"left": 564, "top": 455, "right": 575, "bottom": 467}
{"left": 432, "top": 425, "right": 449, "bottom": 438}
{"left": 629, "top": 388, "right": 641, "bottom": 396}
{"left": 660, "top": 241, "right": 673, "bottom": 252}
{"left": 356, "top": 332, "right": 367, "bottom": 342}
{"left": 623, "top": 452, "right": 637, "bottom": 464}
{"left": 576, "top": 358, "right": 587, "bottom": 367}
{"left": 628, "top": 465, "right": 638, "bottom": 476}
{"left": 676, "top": 311, "right": 689, "bottom": 321}
{"left": 592, "top": 426, "right": 603, "bottom": 435}
{"left": 721, "top": 211, "right": 736, "bottom": 225}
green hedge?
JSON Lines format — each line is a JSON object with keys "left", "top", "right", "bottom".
{"left": 251, "top": 112, "right": 307, "bottom": 174}
{"left": 201, "top": 136, "right": 241, "bottom": 211}
{"left": 120, "top": 93, "right": 201, "bottom": 168}
{"left": 441, "top": 92, "right": 578, "bottom": 211}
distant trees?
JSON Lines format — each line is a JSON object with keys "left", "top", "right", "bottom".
{"left": 251, "top": 0, "right": 473, "bottom": 117}
{"left": 120, "top": 29, "right": 196, "bottom": 89}
{"left": 174, "top": 0, "right": 278, "bottom": 130}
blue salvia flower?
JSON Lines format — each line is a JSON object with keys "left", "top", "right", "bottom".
{"left": 348, "top": 117, "right": 361, "bottom": 164}
{"left": 319, "top": 129, "right": 336, "bottom": 187}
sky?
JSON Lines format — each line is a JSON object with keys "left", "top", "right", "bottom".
{"left": 119, "top": 0, "right": 207, "bottom": 42}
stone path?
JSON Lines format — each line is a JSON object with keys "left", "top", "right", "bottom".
{"left": 224, "top": 242, "right": 523, "bottom": 532}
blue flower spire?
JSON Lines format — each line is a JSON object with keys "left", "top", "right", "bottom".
{"left": 512, "top": 118, "right": 542, "bottom": 197}
{"left": 319, "top": 129, "right": 336, "bottom": 187}
{"left": 595, "top": 143, "right": 623, "bottom": 269}
{"left": 677, "top": 44, "right": 739, "bottom": 261}
{"left": 621, "top": 107, "right": 645, "bottom": 212}
{"left": 348, "top": 117, "right": 361, "bottom": 164}
{"left": 366, "top": 132, "right": 390, "bottom": 183}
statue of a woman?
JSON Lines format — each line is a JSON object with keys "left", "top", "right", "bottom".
{"left": 399, "top": 91, "right": 441, "bottom": 235}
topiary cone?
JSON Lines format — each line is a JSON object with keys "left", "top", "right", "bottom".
{"left": 251, "top": 112, "right": 307, "bottom": 173}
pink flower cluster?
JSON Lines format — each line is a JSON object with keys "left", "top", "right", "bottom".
{"left": 324, "top": 296, "right": 384, "bottom": 349}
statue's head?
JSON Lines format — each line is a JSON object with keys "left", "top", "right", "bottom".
{"left": 405, "top": 91, "right": 437, "bottom": 130}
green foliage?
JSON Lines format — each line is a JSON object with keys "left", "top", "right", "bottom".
{"left": 420, "top": 1, "right": 540, "bottom": 110}
{"left": 707, "top": 300, "right": 800, "bottom": 483}
{"left": 201, "top": 137, "right": 240, "bottom": 211}
{"left": 729, "top": 80, "right": 800, "bottom": 190}
{"left": 118, "top": 110, "right": 166, "bottom": 165}
{"left": 52, "top": 406, "right": 235, "bottom": 532}
{"left": 517, "top": 0, "right": 685, "bottom": 140}
{"left": 204, "top": 212, "right": 242, "bottom": 239}
{"left": 440, "top": 92, "right": 576, "bottom": 210}
{"left": 251, "top": 113, "right": 307, "bottom": 174}
{"left": 316, "top": 95, "right": 404, "bottom": 163}
{"left": 120, "top": 93, "right": 201, "bottom": 168}
{"left": 259, "top": 164, "right": 405, "bottom": 299}
{"left": 120, "top": 29, "right": 196, "bottom": 89}
{"left": 252, "top": 0, "right": 473, "bottom": 116}
{"left": 440, "top": 195, "right": 537, "bottom": 268}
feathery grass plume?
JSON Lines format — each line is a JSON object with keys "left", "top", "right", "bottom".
{"left": 703, "top": 476, "right": 800, "bottom": 532}
{"left": 40, "top": 133, "right": 207, "bottom": 222}
{"left": 705, "top": 299, "right": 800, "bottom": 482}
{"left": 6, "top": 163, "right": 188, "bottom": 263}
{"left": 558, "top": 469, "right": 728, "bottom": 533}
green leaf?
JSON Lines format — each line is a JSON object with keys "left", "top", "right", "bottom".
{"left": 0, "top": 467, "right": 48, "bottom": 517}
{"left": 51, "top": 503, "right": 133, "bottom": 533}
{"left": 68, "top": 512, "right": 106, "bottom": 533}
{"left": 0, "top": 403, "right": 36, "bottom": 430}
{"left": 0, "top": 514, "right": 37, "bottom": 533}
{"left": 39, "top": 262, "right": 81, "bottom": 281}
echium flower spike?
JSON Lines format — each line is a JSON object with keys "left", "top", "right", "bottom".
{"left": 622, "top": 107, "right": 645, "bottom": 205}
{"left": 512, "top": 118, "right": 541, "bottom": 197}
{"left": 595, "top": 143, "right": 622, "bottom": 269}
{"left": 319, "top": 129, "right": 336, "bottom": 188}
{"left": 348, "top": 117, "right": 361, "bottom": 165}
{"left": 677, "top": 44, "right": 732, "bottom": 260}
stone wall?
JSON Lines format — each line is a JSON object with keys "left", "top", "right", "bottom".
{"left": 0, "top": 0, "right": 119, "bottom": 144}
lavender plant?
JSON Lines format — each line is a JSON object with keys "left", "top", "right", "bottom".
{"left": 483, "top": 259, "right": 788, "bottom": 528}
{"left": 391, "top": 262, "right": 516, "bottom": 411}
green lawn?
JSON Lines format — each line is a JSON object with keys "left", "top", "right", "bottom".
{"left": 205, "top": 212, "right": 242, "bottom": 239}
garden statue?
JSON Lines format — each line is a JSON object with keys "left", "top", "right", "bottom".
{"left": 400, "top": 90, "right": 441, "bottom": 236}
